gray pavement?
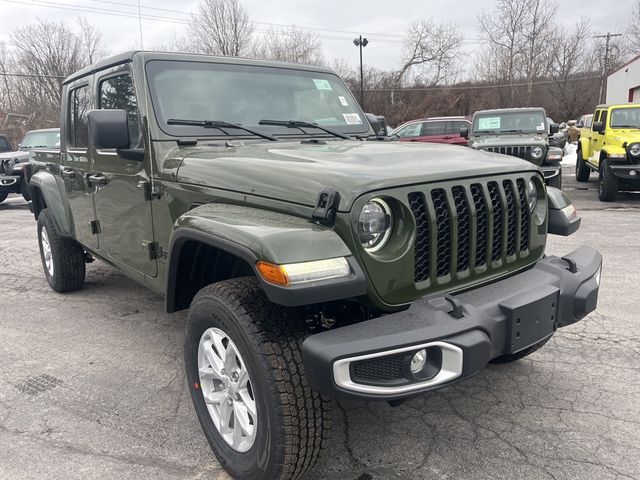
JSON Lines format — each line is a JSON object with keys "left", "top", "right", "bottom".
{"left": 1, "top": 164, "right": 639, "bottom": 480}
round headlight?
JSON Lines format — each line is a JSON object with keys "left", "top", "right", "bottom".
{"left": 526, "top": 179, "right": 538, "bottom": 212}
{"left": 531, "top": 146, "right": 544, "bottom": 159}
{"left": 629, "top": 143, "right": 640, "bottom": 157}
{"left": 358, "top": 198, "right": 392, "bottom": 252}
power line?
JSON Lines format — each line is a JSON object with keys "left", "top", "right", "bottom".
{"left": 0, "top": 72, "right": 66, "bottom": 78}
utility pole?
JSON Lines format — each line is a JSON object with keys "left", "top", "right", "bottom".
{"left": 137, "top": 0, "right": 144, "bottom": 49}
{"left": 594, "top": 32, "right": 622, "bottom": 104}
{"left": 353, "top": 35, "right": 369, "bottom": 109}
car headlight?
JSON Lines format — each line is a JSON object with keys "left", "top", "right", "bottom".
{"left": 531, "top": 146, "right": 544, "bottom": 159}
{"left": 358, "top": 198, "right": 392, "bottom": 252}
{"left": 526, "top": 179, "right": 538, "bottom": 212}
{"left": 629, "top": 143, "right": 640, "bottom": 157}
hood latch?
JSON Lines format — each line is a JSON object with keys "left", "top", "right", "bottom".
{"left": 312, "top": 188, "right": 341, "bottom": 227}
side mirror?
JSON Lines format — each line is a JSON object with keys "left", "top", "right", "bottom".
{"left": 365, "top": 113, "right": 386, "bottom": 136}
{"left": 547, "top": 187, "right": 581, "bottom": 236}
{"left": 576, "top": 122, "right": 583, "bottom": 128}
{"left": 88, "top": 109, "right": 130, "bottom": 150}
{"left": 460, "top": 126, "right": 469, "bottom": 138}
{"left": 549, "top": 123, "right": 559, "bottom": 134}
{"left": 592, "top": 121, "right": 605, "bottom": 133}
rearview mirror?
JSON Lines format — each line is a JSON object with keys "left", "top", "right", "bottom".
{"left": 592, "top": 121, "right": 605, "bottom": 133}
{"left": 460, "top": 126, "right": 469, "bottom": 139}
{"left": 88, "top": 109, "right": 130, "bottom": 150}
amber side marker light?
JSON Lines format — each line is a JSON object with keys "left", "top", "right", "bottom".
{"left": 256, "top": 258, "right": 351, "bottom": 287}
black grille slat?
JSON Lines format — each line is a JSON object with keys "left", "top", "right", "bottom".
{"left": 516, "top": 179, "right": 530, "bottom": 250}
{"left": 503, "top": 180, "right": 517, "bottom": 256}
{"left": 485, "top": 146, "right": 531, "bottom": 161}
{"left": 471, "top": 184, "right": 488, "bottom": 267}
{"left": 452, "top": 186, "right": 471, "bottom": 272}
{"left": 431, "top": 189, "right": 451, "bottom": 277}
{"left": 352, "top": 355, "right": 404, "bottom": 382}
{"left": 487, "top": 182, "right": 504, "bottom": 262}
{"left": 408, "top": 192, "right": 430, "bottom": 282}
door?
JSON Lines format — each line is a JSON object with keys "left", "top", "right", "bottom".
{"left": 91, "top": 69, "right": 157, "bottom": 277}
{"left": 590, "top": 109, "right": 607, "bottom": 167}
{"left": 62, "top": 82, "right": 99, "bottom": 250}
{"left": 445, "top": 121, "right": 470, "bottom": 145}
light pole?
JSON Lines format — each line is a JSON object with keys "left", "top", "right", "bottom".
{"left": 353, "top": 35, "right": 369, "bottom": 109}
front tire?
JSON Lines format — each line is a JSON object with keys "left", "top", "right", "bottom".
{"left": 598, "top": 159, "right": 618, "bottom": 202}
{"left": 575, "top": 150, "right": 590, "bottom": 182}
{"left": 37, "top": 208, "right": 86, "bottom": 292}
{"left": 185, "top": 278, "right": 330, "bottom": 480}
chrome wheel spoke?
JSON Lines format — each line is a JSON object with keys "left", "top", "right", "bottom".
{"left": 237, "top": 387, "right": 256, "bottom": 417}
{"left": 202, "top": 389, "right": 225, "bottom": 405}
{"left": 233, "top": 401, "right": 253, "bottom": 434}
{"left": 201, "top": 344, "right": 225, "bottom": 380}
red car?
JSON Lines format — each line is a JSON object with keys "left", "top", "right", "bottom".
{"left": 391, "top": 116, "right": 471, "bottom": 146}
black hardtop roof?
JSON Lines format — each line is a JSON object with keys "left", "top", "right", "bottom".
{"left": 63, "top": 50, "right": 336, "bottom": 85}
{"left": 474, "top": 107, "right": 546, "bottom": 116}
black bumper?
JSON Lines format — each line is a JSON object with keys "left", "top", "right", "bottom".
{"left": 610, "top": 164, "right": 640, "bottom": 183}
{"left": 540, "top": 165, "right": 561, "bottom": 180}
{"left": 0, "top": 175, "right": 21, "bottom": 193}
{"left": 302, "top": 246, "right": 602, "bottom": 401}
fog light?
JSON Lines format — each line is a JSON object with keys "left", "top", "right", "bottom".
{"left": 410, "top": 349, "right": 427, "bottom": 374}
{"left": 630, "top": 170, "right": 637, "bottom": 177}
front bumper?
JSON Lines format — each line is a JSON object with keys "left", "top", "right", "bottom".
{"left": 541, "top": 165, "right": 561, "bottom": 180}
{"left": 609, "top": 164, "right": 640, "bottom": 183}
{"left": 302, "top": 246, "right": 602, "bottom": 401}
{"left": 0, "top": 175, "right": 21, "bottom": 193}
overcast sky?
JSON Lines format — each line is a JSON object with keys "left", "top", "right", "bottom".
{"left": 0, "top": 0, "right": 634, "bottom": 73}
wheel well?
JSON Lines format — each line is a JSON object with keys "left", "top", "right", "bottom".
{"left": 31, "top": 186, "right": 47, "bottom": 219}
{"left": 169, "top": 240, "right": 256, "bottom": 312}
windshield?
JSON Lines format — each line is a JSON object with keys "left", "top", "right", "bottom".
{"left": 473, "top": 111, "right": 547, "bottom": 135}
{"left": 146, "top": 60, "right": 370, "bottom": 137}
{"left": 20, "top": 130, "right": 60, "bottom": 149}
{"left": 610, "top": 107, "right": 640, "bottom": 129}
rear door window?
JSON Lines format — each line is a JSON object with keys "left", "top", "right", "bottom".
{"left": 446, "top": 121, "right": 468, "bottom": 135}
{"left": 423, "top": 121, "right": 445, "bottom": 136}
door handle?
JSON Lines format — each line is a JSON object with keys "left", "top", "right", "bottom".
{"left": 61, "top": 168, "right": 76, "bottom": 179}
{"left": 87, "top": 174, "right": 108, "bottom": 186}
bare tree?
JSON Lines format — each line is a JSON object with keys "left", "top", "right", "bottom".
{"left": 629, "top": 0, "right": 640, "bottom": 54}
{"left": 398, "top": 20, "right": 462, "bottom": 86}
{"left": 522, "top": 0, "right": 556, "bottom": 103}
{"left": 255, "top": 26, "right": 324, "bottom": 65}
{"left": 186, "top": 0, "right": 254, "bottom": 56}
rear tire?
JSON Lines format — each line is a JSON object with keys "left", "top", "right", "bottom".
{"left": 598, "top": 159, "right": 618, "bottom": 202}
{"left": 490, "top": 336, "right": 552, "bottom": 363}
{"left": 0, "top": 192, "right": 7, "bottom": 204}
{"left": 37, "top": 208, "right": 86, "bottom": 292}
{"left": 184, "top": 278, "right": 331, "bottom": 480}
{"left": 575, "top": 150, "right": 590, "bottom": 182}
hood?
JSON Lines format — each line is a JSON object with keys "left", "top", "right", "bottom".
{"left": 172, "top": 140, "right": 538, "bottom": 211}
{"left": 0, "top": 150, "right": 29, "bottom": 162}
{"left": 606, "top": 129, "right": 640, "bottom": 147}
{"left": 470, "top": 133, "right": 548, "bottom": 149}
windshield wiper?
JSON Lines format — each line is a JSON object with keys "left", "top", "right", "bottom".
{"left": 475, "top": 129, "right": 498, "bottom": 134}
{"left": 167, "top": 119, "right": 277, "bottom": 141}
{"left": 501, "top": 129, "right": 528, "bottom": 133}
{"left": 259, "top": 119, "right": 351, "bottom": 140}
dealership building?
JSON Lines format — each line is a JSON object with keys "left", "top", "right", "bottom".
{"left": 606, "top": 54, "right": 640, "bottom": 104}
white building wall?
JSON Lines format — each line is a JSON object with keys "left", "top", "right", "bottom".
{"left": 606, "top": 56, "right": 640, "bottom": 104}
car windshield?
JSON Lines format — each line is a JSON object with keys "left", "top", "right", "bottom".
{"left": 610, "top": 107, "right": 640, "bottom": 129}
{"left": 473, "top": 111, "right": 547, "bottom": 135}
{"left": 20, "top": 130, "right": 60, "bottom": 149}
{"left": 146, "top": 60, "right": 370, "bottom": 137}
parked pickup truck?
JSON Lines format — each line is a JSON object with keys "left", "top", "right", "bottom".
{"left": 575, "top": 103, "right": 640, "bottom": 201}
{"left": 462, "top": 107, "right": 564, "bottom": 189}
{"left": 29, "top": 51, "right": 602, "bottom": 480}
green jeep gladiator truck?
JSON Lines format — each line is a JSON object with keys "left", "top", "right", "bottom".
{"left": 29, "top": 51, "right": 602, "bottom": 480}
{"left": 462, "top": 107, "right": 565, "bottom": 189}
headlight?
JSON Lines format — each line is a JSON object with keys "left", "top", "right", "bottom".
{"left": 629, "top": 143, "right": 640, "bottom": 157}
{"left": 531, "top": 146, "right": 544, "bottom": 159}
{"left": 526, "top": 179, "right": 538, "bottom": 212}
{"left": 358, "top": 198, "right": 392, "bottom": 252}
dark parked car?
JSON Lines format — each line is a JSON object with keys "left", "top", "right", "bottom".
{"left": 30, "top": 51, "right": 601, "bottom": 480}
{"left": 391, "top": 116, "right": 471, "bottom": 146}
{"left": 0, "top": 128, "right": 60, "bottom": 204}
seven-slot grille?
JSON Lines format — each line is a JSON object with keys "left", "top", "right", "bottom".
{"left": 408, "top": 178, "right": 532, "bottom": 284}
{"left": 484, "top": 146, "right": 538, "bottom": 161}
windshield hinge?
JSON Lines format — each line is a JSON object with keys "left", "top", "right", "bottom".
{"left": 142, "top": 241, "right": 166, "bottom": 260}
{"left": 137, "top": 180, "right": 162, "bottom": 201}
{"left": 312, "top": 188, "right": 341, "bottom": 227}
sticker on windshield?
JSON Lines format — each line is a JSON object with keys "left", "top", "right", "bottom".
{"left": 343, "top": 113, "right": 362, "bottom": 125}
{"left": 536, "top": 123, "right": 545, "bottom": 132}
{"left": 338, "top": 95, "right": 349, "bottom": 106}
{"left": 313, "top": 79, "right": 332, "bottom": 90}
{"left": 478, "top": 117, "right": 501, "bottom": 130}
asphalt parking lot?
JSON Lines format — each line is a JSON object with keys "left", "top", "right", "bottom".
{"left": 1, "top": 161, "right": 639, "bottom": 480}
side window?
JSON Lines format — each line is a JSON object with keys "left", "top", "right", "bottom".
{"left": 99, "top": 74, "right": 140, "bottom": 147}
{"left": 396, "top": 123, "right": 422, "bottom": 138}
{"left": 592, "top": 111, "right": 601, "bottom": 131}
{"left": 423, "top": 121, "right": 445, "bottom": 136}
{"left": 600, "top": 110, "right": 608, "bottom": 129}
{"left": 585, "top": 115, "right": 593, "bottom": 128}
{"left": 69, "top": 85, "right": 91, "bottom": 149}
{"left": 0, "top": 137, "right": 9, "bottom": 151}
{"left": 446, "top": 121, "right": 468, "bottom": 135}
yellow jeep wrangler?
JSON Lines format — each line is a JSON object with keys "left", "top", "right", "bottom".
{"left": 575, "top": 103, "right": 640, "bottom": 201}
